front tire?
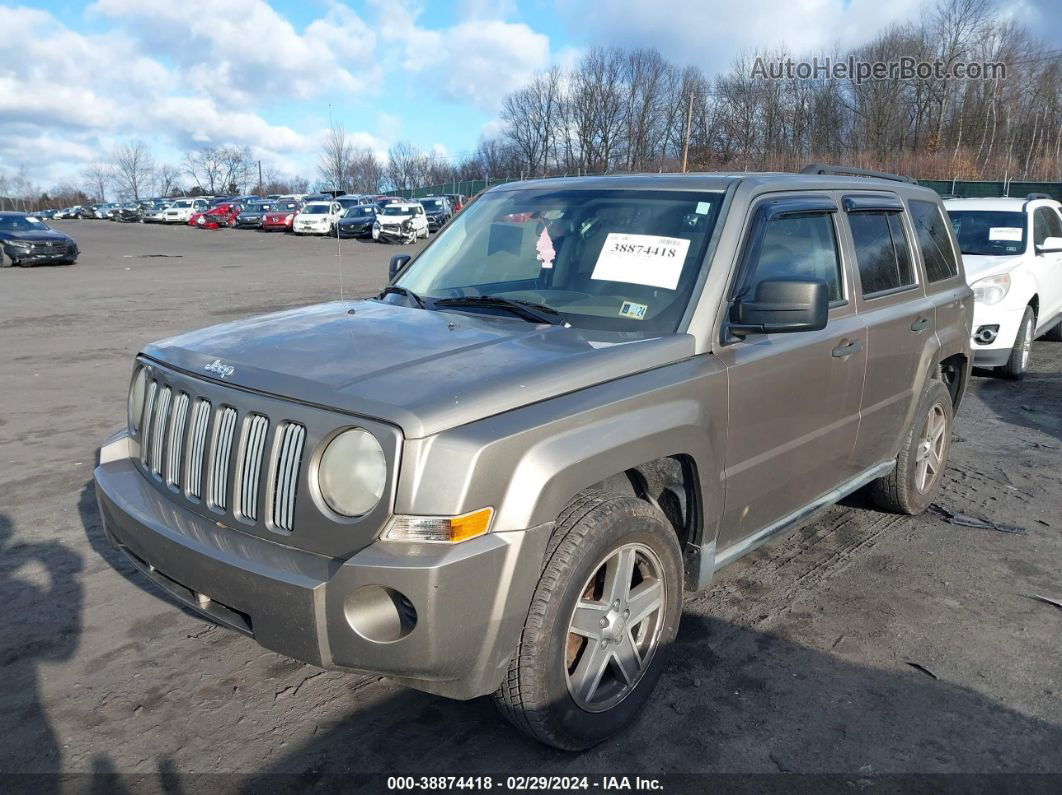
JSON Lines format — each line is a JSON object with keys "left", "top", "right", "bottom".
{"left": 494, "top": 493, "right": 682, "bottom": 750}
{"left": 0, "top": 250, "right": 8, "bottom": 268}
{"left": 1001, "top": 306, "right": 1035, "bottom": 380}
{"left": 870, "top": 379, "right": 954, "bottom": 515}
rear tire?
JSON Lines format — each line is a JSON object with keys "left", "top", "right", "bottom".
{"left": 870, "top": 379, "right": 954, "bottom": 515}
{"left": 493, "top": 492, "right": 683, "bottom": 750}
{"left": 0, "top": 251, "right": 9, "bottom": 268}
{"left": 1000, "top": 306, "right": 1035, "bottom": 380}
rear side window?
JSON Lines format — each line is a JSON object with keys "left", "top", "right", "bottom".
{"left": 849, "top": 212, "right": 916, "bottom": 296}
{"left": 739, "top": 212, "right": 844, "bottom": 303}
{"left": 909, "top": 200, "right": 959, "bottom": 282}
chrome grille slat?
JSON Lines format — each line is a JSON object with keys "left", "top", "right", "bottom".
{"left": 166, "top": 393, "right": 190, "bottom": 487}
{"left": 211, "top": 407, "right": 238, "bottom": 509}
{"left": 239, "top": 414, "right": 269, "bottom": 522}
{"left": 149, "top": 386, "right": 172, "bottom": 476}
{"left": 140, "top": 380, "right": 158, "bottom": 466}
{"left": 272, "top": 423, "right": 306, "bottom": 533}
{"left": 187, "top": 399, "right": 211, "bottom": 499}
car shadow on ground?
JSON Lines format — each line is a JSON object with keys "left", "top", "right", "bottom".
{"left": 0, "top": 512, "right": 84, "bottom": 785}
{"left": 227, "top": 613, "right": 1062, "bottom": 784}
{"left": 972, "top": 363, "right": 1062, "bottom": 445}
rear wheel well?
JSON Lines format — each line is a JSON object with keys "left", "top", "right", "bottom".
{"left": 585, "top": 455, "right": 701, "bottom": 555}
{"left": 939, "top": 353, "right": 968, "bottom": 409}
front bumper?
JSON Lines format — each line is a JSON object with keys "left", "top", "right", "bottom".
{"left": 3, "top": 243, "right": 77, "bottom": 262}
{"left": 94, "top": 432, "right": 549, "bottom": 699}
{"left": 970, "top": 300, "right": 1027, "bottom": 367}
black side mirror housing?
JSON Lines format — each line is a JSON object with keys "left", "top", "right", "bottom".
{"left": 388, "top": 254, "right": 411, "bottom": 281}
{"left": 730, "top": 278, "right": 829, "bottom": 335}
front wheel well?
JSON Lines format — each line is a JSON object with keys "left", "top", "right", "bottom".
{"left": 585, "top": 455, "right": 701, "bottom": 558}
{"left": 939, "top": 353, "right": 968, "bottom": 410}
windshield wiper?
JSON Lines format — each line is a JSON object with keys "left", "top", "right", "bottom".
{"left": 434, "top": 295, "right": 563, "bottom": 325}
{"left": 378, "top": 285, "right": 427, "bottom": 308}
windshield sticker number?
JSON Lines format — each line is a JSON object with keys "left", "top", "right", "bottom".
{"left": 620, "top": 301, "right": 648, "bottom": 320}
{"left": 591, "top": 233, "right": 690, "bottom": 290}
{"left": 988, "top": 227, "right": 1022, "bottom": 242}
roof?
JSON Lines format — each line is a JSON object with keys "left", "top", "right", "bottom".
{"left": 488, "top": 171, "right": 938, "bottom": 196}
{"left": 943, "top": 196, "right": 1060, "bottom": 212}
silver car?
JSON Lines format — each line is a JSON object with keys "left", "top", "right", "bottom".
{"left": 94, "top": 167, "right": 972, "bottom": 749}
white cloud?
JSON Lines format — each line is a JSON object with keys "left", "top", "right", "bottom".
{"left": 558, "top": 0, "right": 925, "bottom": 72}
{"left": 371, "top": 1, "right": 552, "bottom": 110}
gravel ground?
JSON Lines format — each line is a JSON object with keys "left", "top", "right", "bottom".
{"left": 1, "top": 221, "right": 1060, "bottom": 787}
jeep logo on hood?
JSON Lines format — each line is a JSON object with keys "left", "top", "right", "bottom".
{"left": 204, "top": 359, "right": 235, "bottom": 379}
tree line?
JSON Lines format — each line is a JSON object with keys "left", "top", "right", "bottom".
{"left": 461, "top": 0, "right": 1062, "bottom": 183}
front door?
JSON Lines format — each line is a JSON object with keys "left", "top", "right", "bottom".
{"left": 716, "top": 195, "right": 867, "bottom": 555}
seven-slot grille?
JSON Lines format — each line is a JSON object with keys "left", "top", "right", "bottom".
{"left": 136, "top": 374, "right": 306, "bottom": 533}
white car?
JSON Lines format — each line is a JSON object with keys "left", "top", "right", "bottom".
{"left": 945, "top": 195, "right": 1062, "bottom": 379}
{"left": 163, "top": 198, "right": 209, "bottom": 224}
{"left": 372, "top": 202, "right": 429, "bottom": 243}
{"left": 292, "top": 201, "right": 344, "bottom": 235}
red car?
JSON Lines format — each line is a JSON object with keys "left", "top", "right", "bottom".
{"left": 194, "top": 203, "right": 243, "bottom": 229}
{"left": 261, "top": 200, "right": 302, "bottom": 232}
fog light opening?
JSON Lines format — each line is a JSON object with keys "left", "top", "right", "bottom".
{"left": 344, "top": 585, "right": 417, "bottom": 643}
{"left": 974, "top": 325, "right": 999, "bottom": 345}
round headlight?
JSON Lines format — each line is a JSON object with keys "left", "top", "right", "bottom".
{"left": 318, "top": 428, "right": 386, "bottom": 517}
{"left": 128, "top": 367, "right": 147, "bottom": 430}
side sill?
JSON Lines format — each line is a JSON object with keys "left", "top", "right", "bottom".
{"left": 712, "top": 460, "right": 896, "bottom": 574}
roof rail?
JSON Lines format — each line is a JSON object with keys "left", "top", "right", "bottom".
{"left": 800, "top": 163, "right": 918, "bottom": 185}
{"left": 1025, "top": 192, "right": 1052, "bottom": 201}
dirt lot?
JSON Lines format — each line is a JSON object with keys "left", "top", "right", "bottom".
{"left": 1, "top": 220, "right": 1060, "bottom": 786}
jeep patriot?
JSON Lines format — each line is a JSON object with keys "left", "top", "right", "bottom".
{"left": 95, "top": 167, "right": 973, "bottom": 749}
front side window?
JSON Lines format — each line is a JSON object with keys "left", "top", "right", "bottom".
{"left": 849, "top": 211, "right": 916, "bottom": 296}
{"left": 737, "top": 211, "right": 843, "bottom": 304}
{"left": 1034, "top": 206, "right": 1062, "bottom": 246}
{"left": 396, "top": 188, "right": 723, "bottom": 333}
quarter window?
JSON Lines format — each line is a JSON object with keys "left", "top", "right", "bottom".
{"left": 739, "top": 212, "right": 843, "bottom": 304}
{"left": 849, "top": 212, "right": 916, "bottom": 296}
{"left": 910, "top": 200, "right": 959, "bottom": 282}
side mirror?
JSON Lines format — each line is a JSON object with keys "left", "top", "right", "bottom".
{"left": 730, "top": 278, "right": 829, "bottom": 336}
{"left": 1036, "top": 236, "right": 1062, "bottom": 254}
{"left": 388, "top": 254, "right": 411, "bottom": 281}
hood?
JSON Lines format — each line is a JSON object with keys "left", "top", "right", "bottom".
{"left": 378, "top": 213, "right": 413, "bottom": 223}
{"left": 340, "top": 215, "right": 374, "bottom": 224}
{"left": 960, "top": 253, "right": 1024, "bottom": 282}
{"left": 0, "top": 228, "right": 72, "bottom": 243}
{"left": 143, "top": 300, "right": 694, "bottom": 439}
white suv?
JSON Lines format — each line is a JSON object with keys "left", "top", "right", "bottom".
{"left": 372, "top": 202, "right": 429, "bottom": 243}
{"left": 945, "top": 195, "right": 1062, "bottom": 378}
{"left": 164, "top": 198, "right": 209, "bottom": 224}
{"left": 292, "top": 201, "right": 343, "bottom": 235}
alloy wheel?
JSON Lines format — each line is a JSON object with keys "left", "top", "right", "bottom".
{"left": 915, "top": 402, "right": 948, "bottom": 493}
{"left": 564, "top": 543, "right": 666, "bottom": 712}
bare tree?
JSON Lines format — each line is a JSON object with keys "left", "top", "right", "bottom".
{"left": 218, "top": 146, "right": 254, "bottom": 194}
{"left": 318, "top": 123, "right": 353, "bottom": 192}
{"left": 82, "top": 161, "right": 112, "bottom": 202}
{"left": 154, "top": 163, "right": 182, "bottom": 197}
{"left": 111, "top": 140, "right": 154, "bottom": 200}
{"left": 184, "top": 147, "right": 224, "bottom": 194}
{"left": 386, "top": 141, "right": 427, "bottom": 192}
{"left": 348, "top": 146, "right": 385, "bottom": 193}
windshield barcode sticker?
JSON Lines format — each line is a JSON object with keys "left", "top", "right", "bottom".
{"left": 988, "top": 227, "right": 1022, "bottom": 241}
{"left": 591, "top": 233, "right": 690, "bottom": 290}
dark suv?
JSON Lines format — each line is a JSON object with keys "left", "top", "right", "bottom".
{"left": 95, "top": 166, "right": 972, "bottom": 750}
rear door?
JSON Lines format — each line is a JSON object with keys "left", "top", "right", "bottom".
{"left": 716, "top": 194, "right": 867, "bottom": 552}
{"left": 843, "top": 194, "right": 938, "bottom": 472}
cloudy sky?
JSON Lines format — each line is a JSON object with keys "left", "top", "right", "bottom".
{"left": 1, "top": 0, "right": 1059, "bottom": 190}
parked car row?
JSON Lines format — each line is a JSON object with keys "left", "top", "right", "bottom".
{"left": 48, "top": 192, "right": 467, "bottom": 245}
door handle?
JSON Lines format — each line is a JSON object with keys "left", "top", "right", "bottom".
{"left": 832, "top": 340, "right": 864, "bottom": 358}
{"left": 910, "top": 317, "right": 931, "bottom": 332}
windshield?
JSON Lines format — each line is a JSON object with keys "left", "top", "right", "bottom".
{"left": 948, "top": 210, "right": 1027, "bottom": 256}
{"left": 396, "top": 188, "right": 723, "bottom": 333}
{"left": 0, "top": 215, "right": 51, "bottom": 232}
{"left": 381, "top": 205, "right": 415, "bottom": 216}
{"left": 421, "top": 199, "right": 443, "bottom": 210}
{"left": 345, "top": 207, "right": 374, "bottom": 218}
{"left": 273, "top": 202, "right": 298, "bottom": 212}
{"left": 248, "top": 202, "right": 272, "bottom": 211}
{"left": 302, "top": 205, "right": 330, "bottom": 215}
